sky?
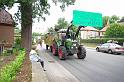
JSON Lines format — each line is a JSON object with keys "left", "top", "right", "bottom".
{"left": 9, "top": 0, "right": 124, "bottom": 33}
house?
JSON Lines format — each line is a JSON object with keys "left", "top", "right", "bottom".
{"left": 80, "top": 23, "right": 110, "bottom": 39}
{"left": 80, "top": 26, "right": 99, "bottom": 39}
{"left": 0, "top": 8, "right": 14, "bottom": 48}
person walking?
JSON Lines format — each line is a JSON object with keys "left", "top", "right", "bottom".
{"left": 38, "top": 39, "right": 42, "bottom": 47}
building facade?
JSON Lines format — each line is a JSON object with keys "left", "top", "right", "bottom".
{"left": 0, "top": 8, "right": 14, "bottom": 47}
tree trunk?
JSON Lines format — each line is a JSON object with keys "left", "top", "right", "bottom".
{"left": 21, "top": 3, "right": 32, "bottom": 54}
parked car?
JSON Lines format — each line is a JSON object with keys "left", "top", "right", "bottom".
{"left": 96, "top": 43, "right": 124, "bottom": 54}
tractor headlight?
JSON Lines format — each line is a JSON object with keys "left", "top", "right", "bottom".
{"left": 73, "top": 44, "right": 76, "bottom": 46}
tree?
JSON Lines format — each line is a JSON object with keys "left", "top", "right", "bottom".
{"left": 48, "top": 27, "right": 54, "bottom": 33}
{"left": 102, "top": 16, "right": 110, "bottom": 27}
{"left": 32, "top": 32, "right": 42, "bottom": 44}
{"left": 53, "top": 18, "right": 78, "bottom": 33}
{"left": 0, "top": 0, "right": 75, "bottom": 53}
{"left": 32, "top": 32, "right": 42, "bottom": 36}
{"left": 102, "top": 15, "right": 120, "bottom": 27}
{"left": 54, "top": 18, "right": 69, "bottom": 30}
{"left": 109, "top": 15, "right": 119, "bottom": 24}
{"left": 105, "top": 23, "right": 124, "bottom": 38}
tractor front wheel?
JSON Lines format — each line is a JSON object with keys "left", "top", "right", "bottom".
{"left": 58, "top": 46, "right": 67, "bottom": 60}
{"left": 77, "top": 45, "right": 86, "bottom": 59}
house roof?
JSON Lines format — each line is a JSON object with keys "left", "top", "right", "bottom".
{"left": 80, "top": 26, "right": 99, "bottom": 31}
{"left": 0, "top": 9, "right": 13, "bottom": 25}
{"left": 100, "top": 18, "right": 110, "bottom": 32}
{"left": 100, "top": 26, "right": 109, "bottom": 32}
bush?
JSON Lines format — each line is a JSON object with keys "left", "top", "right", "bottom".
{"left": 81, "top": 38, "right": 124, "bottom": 45}
{"left": 15, "top": 38, "right": 21, "bottom": 48}
{"left": 105, "top": 23, "right": 124, "bottom": 38}
{"left": 0, "top": 49, "right": 25, "bottom": 82}
{"left": 2, "top": 49, "right": 13, "bottom": 56}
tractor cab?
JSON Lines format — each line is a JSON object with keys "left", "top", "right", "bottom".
{"left": 57, "top": 29, "right": 74, "bottom": 40}
{"left": 55, "top": 27, "right": 83, "bottom": 56}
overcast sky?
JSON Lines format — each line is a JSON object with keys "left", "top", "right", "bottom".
{"left": 9, "top": 0, "right": 124, "bottom": 33}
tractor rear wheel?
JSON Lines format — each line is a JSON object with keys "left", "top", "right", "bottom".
{"left": 52, "top": 44, "right": 58, "bottom": 56}
{"left": 77, "top": 45, "right": 86, "bottom": 59}
{"left": 58, "top": 46, "right": 67, "bottom": 60}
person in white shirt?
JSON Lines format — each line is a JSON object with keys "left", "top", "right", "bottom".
{"left": 29, "top": 45, "right": 46, "bottom": 71}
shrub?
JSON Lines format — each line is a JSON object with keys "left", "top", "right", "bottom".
{"left": 2, "top": 49, "right": 12, "bottom": 56}
{"left": 105, "top": 23, "right": 124, "bottom": 38}
{"left": 0, "top": 50, "right": 25, "bottom": 82}
{"left": 15, "top": 38, "right": 21, "bottom": 48}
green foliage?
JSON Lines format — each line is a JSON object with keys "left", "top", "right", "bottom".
{"left": 54, "top": 18, "right": 69, "bottom": 30}
{"left": 32, "top": 32, "right": 42, "bottom": 36}
{"left": 103, "top": 16, "right": 109, "bottom": 27}
{"left": 13, "top": 48, "right": 19, "bottom": 55}
{"left": 15, "top": 38, "right": 21, "bottom": 45}
{"left": 105, "top": 23, "right": 124, "bottom": 38}
{"left": 109, "top": 15, "right": 120, "bottom": 24}
{"left": 0, "top": 0, "right": 15, "bottom": 8}
{"left": 32, "top": 32, "right": 42, "bottom": 44}
{"left": 48, "top": 27, "right": 55, "bottom": 33}
{"left": 0, "top": 0, "right": 75, "bottom": 23}
{"left": 81, "top": 38, "right": 124, "bottom": 45}
{"left": 2, "top": 50, "right": 9, "bottom": 56}
{"left": 0, "top": 50, "right": 25, "bottom": 82}
{"left": 52, "top": 0, "right": 75, "bottom": 11}
{"left": 14, "top": 27, "right": 21, "bottom": 34}
{"left": 102, "top": 15, "right": 120, "bottom": 27}
{"left": 1, "top": 49, "right": 13, "bottom": 56}
{"left": 15, "top": 37, "right": 21, "bottom": 48}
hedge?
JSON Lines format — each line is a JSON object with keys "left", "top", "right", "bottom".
{"left": 0, "top": 49, "right": 25, "bottom": 82}
{"left": 81, "top": 38, "right": 124, "bottom": 45}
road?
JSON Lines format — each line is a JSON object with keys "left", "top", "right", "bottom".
{"left": 39, "top": 45, "right": 124, "bottom": 82}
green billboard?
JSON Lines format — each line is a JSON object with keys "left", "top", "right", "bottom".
{"left": 73, "top": 10, "right": 103, "bottom": 29}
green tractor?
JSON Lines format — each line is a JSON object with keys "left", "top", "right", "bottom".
{"left": 52, "top": 25, "right": 86, "bottom": 60}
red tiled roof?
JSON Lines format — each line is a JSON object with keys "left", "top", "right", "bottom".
{"left": 100, "top": 19, "right": 110, "bottom": 32}
{"left": 100, "top": 26, "right": 109, "bottom": 32}
{"left": 0, "top": 9, "right": 13, "bottom": 25}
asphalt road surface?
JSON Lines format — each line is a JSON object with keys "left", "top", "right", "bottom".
{"left": 39, "top": 44, "right": 124, "bottom": 82}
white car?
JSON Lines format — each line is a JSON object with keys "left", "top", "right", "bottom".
{"left": 96, "top": 43, "right": 124, "bottom": 54}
